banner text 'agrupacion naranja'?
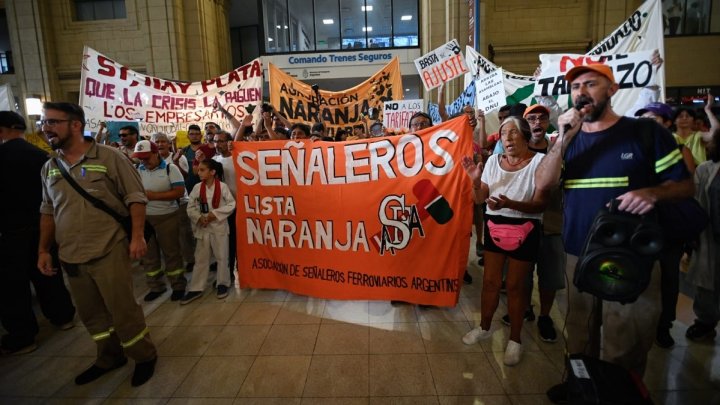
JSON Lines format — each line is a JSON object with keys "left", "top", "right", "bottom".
{"left": 268, "top": 58, "right": 403, "bottom": 135}
{"left": 233, "top": 116, "right": 474, "bottom": 306}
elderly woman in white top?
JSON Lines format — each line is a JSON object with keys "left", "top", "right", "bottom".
{"left": 461, "top": 116, "right": 549, "bottom": 366}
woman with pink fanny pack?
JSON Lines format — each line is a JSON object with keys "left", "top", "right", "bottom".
{"left": 460, "top": 116, "right": 549, "bottom": 366}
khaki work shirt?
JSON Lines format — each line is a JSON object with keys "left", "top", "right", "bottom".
{"left": 40, "top": 139, "right": 147, "bottom": 263}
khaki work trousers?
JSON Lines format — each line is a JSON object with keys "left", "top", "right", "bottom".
{"left": 144, "top": 211, "right": 187, "bottom": 292}
{"left": 62, "top": 240, "right": 157, "bottom": 368}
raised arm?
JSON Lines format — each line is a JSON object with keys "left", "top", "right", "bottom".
{"left": 233, "top": 114, "right": 254, "bottom": 141}
{"left": 702, "top": 93, "right": 718, "bottom": 143}
{"left": 214, "top": 99, "right": 242, "bottom": 131}
{"left": 535, "top": 106, "right": 588, "bottom": 190}
{"left": 438, "top": 83, "right": 450, "bottom": 122}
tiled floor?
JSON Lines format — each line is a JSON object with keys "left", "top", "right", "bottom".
{"left": 1, "top": 244, "right": 719, "bottom": 404}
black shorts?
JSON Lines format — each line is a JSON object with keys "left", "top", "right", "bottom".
{"left": 483, "top": 214, "right": 542, "bottom": 262}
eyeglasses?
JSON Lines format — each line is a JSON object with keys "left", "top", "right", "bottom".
{"left": 410, "top": 121, "right": 431, "bottom": 130}
{"left": 525, "top": 115, "right": 548, "bottom": 123}
{"left": 39, "top": 119, "right": 71, "bottom": 127}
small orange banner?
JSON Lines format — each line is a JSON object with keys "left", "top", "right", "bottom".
{"left": 268, "top": 58, "right": 403, "bottom": 135}
{"left": 233, "top": 116, "right": 474, "bottom": 307}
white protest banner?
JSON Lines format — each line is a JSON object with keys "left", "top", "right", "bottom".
{"left": 535, "top": 50, "right": 656, "bottom": 97}
{"left": 79, "top": 46, "right": 263, "bottom": 136}
{"left": 414, "top": 39, "right": 469, "bottom": 91}
{"left": 383, "top": 99, "right": 423, "bottom": 131}
{"left": 476, "top": 69, "right": 506, "bottom": 114}
{"left": 464, "top": 0, "right": 664, "bottom": 117}
{"left": 587, "top": 0, "right": 665, "bottom": 115}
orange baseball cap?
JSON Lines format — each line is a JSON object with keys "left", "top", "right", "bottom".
{"left": 523, "top": 104, "right": 550, "bottom": 117}
{"left": 565, "top": 64, "right": 615, "bottom": 83}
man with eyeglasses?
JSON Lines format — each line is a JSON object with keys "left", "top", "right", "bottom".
{"left": 0, "top": 111, "right": 76, "bottom": 356}
{"left": 118, "top": 126, "right": 140, "bottom": 163}
{"left": 408, "top": 112, "right": 433, "bottom": 131}
{"left": 37, "top": 102, "right": 157, "bottom": 387}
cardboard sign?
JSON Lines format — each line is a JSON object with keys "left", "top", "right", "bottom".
{"left": 476, "top": 69, "right": 506, "bottom": 114}
{"left": 534, "top": 50, "right": 656, "bottom": 97}
{"left": 383, "top": 99, "right": 423, "bottom": 131}
{"left": 414, "top": 39, "right": 469, "bottom": 91}
{"left": 233, "top": 116, "right": 474, "bottom": 306}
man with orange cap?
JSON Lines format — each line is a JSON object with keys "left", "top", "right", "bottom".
{"left": 535, "top": 64, "right": 693, "bottom": 403}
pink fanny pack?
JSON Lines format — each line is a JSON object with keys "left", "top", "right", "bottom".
{"left": 487, "top": 220, "right": 535, "bottom": 251}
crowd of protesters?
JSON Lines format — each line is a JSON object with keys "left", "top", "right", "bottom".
{"left": 1, "top": 63, "right": 718, "bottom": 401}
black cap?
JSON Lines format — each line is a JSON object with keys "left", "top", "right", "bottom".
{"left": 0, "top": 111, "right": 27, "bottom": 130}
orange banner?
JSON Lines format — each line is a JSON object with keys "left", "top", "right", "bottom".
{"left": 233, "top": 116, "right": 474, "bottom": 307}
{"left": 268, "top": 58, "right": 403, "bottom": 135}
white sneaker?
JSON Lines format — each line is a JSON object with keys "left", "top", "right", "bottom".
{"left": 462, "top": 326, "right": 492, "bottom": 345}
{"left": 504, "top": 340, "right": 523, "bottom": 366}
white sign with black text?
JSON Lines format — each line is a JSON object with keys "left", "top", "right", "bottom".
{"left": 475, "top": 69, "right": 506, "bottom": 114}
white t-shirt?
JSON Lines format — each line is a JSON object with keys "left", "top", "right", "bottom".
{"left": 481, "top": 152, "right": 544, "bottom": 220}
{"left": 213, "top": 154, "right": 237, "bottom": 198}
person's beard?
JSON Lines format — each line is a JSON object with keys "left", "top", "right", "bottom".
{"left": 577, "top": 95, "right": 609, "bottom": 123}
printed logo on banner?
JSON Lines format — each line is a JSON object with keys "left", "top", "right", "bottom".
{"left": 414, "top": 39, "right": 469, "bottom": 91}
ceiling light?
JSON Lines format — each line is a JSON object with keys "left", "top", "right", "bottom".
{"left": 363, "top": 26, "right": 372, "bottom": 32}
{"left": 284, "top": 25, "right": 288, "bottom": 29}
{"left": 362, "top": 5, "right": 373, "bottom": 11}
{"left": 401, "top": 15, "right": 412, "bottom": 21}
{"left": 25, "top": 97, "right": 43, "bottom": 115}
{"left": 276, "top": 25, "right": 281, "bottom": 29}
{"left": 268, "top": 38, "right": 274, "bottom": 42}
{"left": 323, "top": 19, "right": 334, "bottom": 24}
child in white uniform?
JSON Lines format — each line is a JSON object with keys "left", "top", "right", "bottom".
{"left": 181, "top": 159, "right": 236, "bottom": 304}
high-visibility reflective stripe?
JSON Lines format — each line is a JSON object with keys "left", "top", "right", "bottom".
{"left": 81, "top": 164, "right": 108, "bottom": 173}
{"left": 91, "top": 327, "right": 115, "bottom": 341}
{"left": 656, "top": 149, "right": 682, "bottom": 173}
{"left": 165, "top": 268, "right": 185, "bottom": 277}
{"left": 564, "top": 177, "right": 629, "bottom": 189}
{"left": 48, "top": 169, "right": 61, "bottom": 176}
{"left": 145, "top": 269, "right": 163, "bottom": 277}
{"left": 121, "top": 327, "right": 149, "bottom": 348}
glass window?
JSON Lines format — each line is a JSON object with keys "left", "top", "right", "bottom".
{"left": 366, "top": 0, "right": 392, "bottom": 48}
{"left": 393, "top": 0, "right": 418, "bottom": 46}
{"left": 262, "top": 0, "right": 290, "bottom": 53}
{"left": 663, "top": 0, "right": 718, "bottom": 35}
{"left": 261, "top": 0, "right": 419, "bottom": 53}
{"left": 315, "top": 0, "right": 341, "bottom": 50}
{"left": 74, "top": 0, "right": 126, "bottom": 21}
{"left": 341, "top": 0, "right": 366, "bottom": 49}
{"left": 290, "top": 0, "right": 315, "bottom": 52}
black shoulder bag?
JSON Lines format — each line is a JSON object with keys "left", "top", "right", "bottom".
{"left": 636, "top": 119, "right": 709, "bottom": 241}
{"left": 53, "top": 158, "right": 155, "bottom": 241}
